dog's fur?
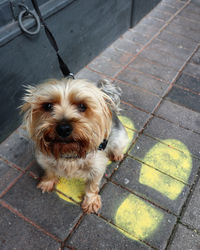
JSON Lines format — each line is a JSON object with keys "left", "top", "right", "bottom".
{"left": 21, "top": 78, "right": 128, "bottom": 213}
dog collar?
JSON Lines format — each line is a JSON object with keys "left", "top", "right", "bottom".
{"left": 98, "top": 139, "right": 108, "bottom": 151}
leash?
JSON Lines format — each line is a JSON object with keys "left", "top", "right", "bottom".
{"left": 31, "top": 0, "right": 74, "bottom": 79}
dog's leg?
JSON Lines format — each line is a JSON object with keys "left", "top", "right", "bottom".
{"left": 37, "top": 169, "right": 59, "bottom": 193}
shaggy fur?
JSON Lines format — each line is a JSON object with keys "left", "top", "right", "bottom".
{"left": 21, "top": 78, "right": 128, "bottom": 213}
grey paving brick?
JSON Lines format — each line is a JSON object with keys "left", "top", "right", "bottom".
{"left": 112, "top": 156, "right": 190, "bottom": 215}
{"left": 66, "top": 214, "right": 151, "bottom": 250}
{"left": 148, "top": 38, "right": 193, "bottom": 61}
{"left": 138, "top": 16, "right": 165, "bottom": 29}
{"left": 140, "top": 48, "right": 185, "bottom": 71}
{"left": 166, "top": 86, "right": 200, "bottom": 113}
{"left": 129, "top": 134, "right": 200, "bottom": 187}
{"left": 165, "top": 22, "right": 200, "bottom": 43}
{"left": 180, "top": 7, "right": 200, "bottom": 23}
{"left": 0, "top": 159, "right": 22, "bottom": 195}
{"left": 88, "top": 55, "right": 123, "bottom": 77}
{"left": 143, "top": 116, "right": 200, "bottom": 158}
{"left": 182, "top": 178, "right": 200, "bottom": 231}
{"left": 0, "top": 205, "right": 60, "bottom": 250}
{"left": 191, "top": 47, "right": 200, "bottom": 65}
{"left": 155, "top": 2, "right": 180, "bottom": 14}
{"left": 0, "top": 129, "right": 34, "bottom": 169}
{"left": 149, "top": 8, "right": 172, "bottom": 22}
{"left": 183, "top": 62, "right": 200, "bottom": 79}
{"left": 27, "top": 160, "right": 44, "bottom": 179}
{"left": 120, "top": 102, "right": 151, "bottom": 132}
{"left": 157, "top": 30, "right": 197, "bottom": 51}
{"left": 131, "top": 23, "right": 159, "bottom": 39}
{"left": 162, "top": 0, "right": 186, "bottom": 8}
{"left": 184, "top": 2, "right": 200, "bottom": 15}
{"left": 155, "top": 100, "right": 200, "bottom": 133}
{"left": 100, "top": 182, "right": 177, "bottom": 249}
{"left": 2, "top": 174, "right": 82, "bottom": 240}
{"left": 112, "top": 38, "right": 142, "bottom": 55}
{"left": 172, "top": 15, "right": 200, "bottom": 31}
{"left": 117, "top": 66, "right": 169, "bottom": 96}
{"left": 129, "top": 56, "right": 178, "bottom": 83}
{"left": 100, "top": 46, "right": 133, "bottom": 65}
{"left": 175, "top": 73, "right": 200, "bottom": 93}
{"left": 168, "top": 224, "right": 200, "bottom": 250}
{"left": 76, "top": 68, "right": 104, "bottom": 82}
{"left": 118, "top": 81, "right": 161, "bottom": 113}
{"left": 123, "top": 30, "right": 150, "bottom": 45}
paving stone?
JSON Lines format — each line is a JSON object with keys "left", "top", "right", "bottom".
{"left": 117, "top": 81, "right": 161, "bottom": 113}
{"left": 162, "top": 0, "right": 186, "bottom": 8}
{"left": 2, "top": 174, "right": 82, "bottom": 240}
{"left": 165, "top": 22, "right": 200, "bottom": 43}
{"left": 180, "top": 7, "right": 200, "bottom": 23}
{"left": 112, "top": 38, "right": 142, "bottom": 55}
{"left": 143, "top": 116, "right": 200, "bottom": 158}
{"left": 138, "top": 16, "right": 165, "bottom": 29}
{"left": 0, "top": 129, "right": 34, "bottom": 169}
{"left": 191, "top": 47, "right": 200, "bottom": 65}
{"left": 155, "top": 2, "right": 180, "bottom": 14}
{"left": 117, "top": 66, "right": 169, "bottom": 96}
{"left": 166, "top": 85, "right": 200, "bottom": 113}
{"left": 184, "top": 2, "right": 200, "bottom": 15}
{"left": 76, "top": 68, "right": 105, "bottom": 82}
{"left": 0, "top": 205, "right": 60, "bottom": 250}
{"left": 129, "top": 56, "right": 178, "bottom": 83}
{"left": 27, "top": 160, "right": 45, "bottom": 179}
{"left": 148, "top": 38, "right": 193, "bottom": 61}
{"left": 88, "top": 55, "right": 123, "bottom": 77}
{"left": 123, "top": 30, "right": 151, "bottom": 45}
{"left": 157, "top": 30, "right": 197, "bottom": 51}
{"left": 100, "top": 182, "right": 177, "bottom": 249}
{"left": 112, "top": 156, "right": 190, "bottom": 215}
{"left": 131, "top": 24, "right": 159, "bottom": 39}
{"left": 155, "top": 100, "right": 200, "bottom": 134}
{"left": 129, "top": 134, "right": 200, "bottom": 187}
{"left": 120, "top": 102, "right": 151, "bottom": 132}
{"left": 149, "top": 8, "right": 172, "bottom": 22}
{"left": 66, "top": 214, "right": 151, "bottom": 250}
{"left": 182, "top": 178, "right": 200, "bottom": 231}
{"left": 0, "top": 159, "right": 22, "bottom": 195}
{"left": 140, "top": 47, "right": 185, "bottom": 71}
{"left": 175, "top": 73, "right": 200, "bottom": 93}
{"left": 172, "top": 15, "right": 200, "bottom": 31}
{"left": 168, "top": 224, "right": 200, "bottom": 250}
{"left": 100, "top": 46, "right": 133, "bottom": 65}
{"left": 183, "top": 63, "right": 200, "bottom": 79}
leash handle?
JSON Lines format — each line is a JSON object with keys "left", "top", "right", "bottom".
{"left": 31, "top": 0, "right": 74, "bottom": 78}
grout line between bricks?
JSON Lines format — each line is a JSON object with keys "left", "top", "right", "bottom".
{"left": 0, "top": 199, "right": 62, "bottom": 243}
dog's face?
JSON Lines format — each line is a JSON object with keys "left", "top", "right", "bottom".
{"left": 21, "top": 79, "right": 112, "bottom": 159}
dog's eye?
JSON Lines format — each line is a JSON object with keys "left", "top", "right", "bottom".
{"left": 43, "top": 103, "right": 53, "bottom": 112}
{"left": 78, "top": 103, "right": 87, "bottom": 112}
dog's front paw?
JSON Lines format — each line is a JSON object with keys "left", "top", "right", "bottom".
{"left": 81, "top": 194, "right": 102, "bottom": 214}
{"left": 108, "top": 152, "right": 124, "bottom": 162}
{"left": 37, "top": 178, "right": 57, "bottom": 193}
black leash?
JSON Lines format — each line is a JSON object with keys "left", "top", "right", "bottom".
{"left": 31, "top": 0, "right": 74, "bottom": 78}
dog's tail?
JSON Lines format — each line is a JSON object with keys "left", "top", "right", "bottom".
{"left": 97, "top": 79, "right": 121, "bottom": 113}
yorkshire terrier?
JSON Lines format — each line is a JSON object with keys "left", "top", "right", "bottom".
{"left": 21, "top": 78, "right": 128, "bottom": 213}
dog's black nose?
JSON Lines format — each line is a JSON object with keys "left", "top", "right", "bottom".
{"left": 56, "top": 122, "right": 73, "bottom": 137}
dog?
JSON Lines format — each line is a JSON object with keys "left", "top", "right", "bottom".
{"left": 21, "top": 78, "right": 128, "bottom": 213}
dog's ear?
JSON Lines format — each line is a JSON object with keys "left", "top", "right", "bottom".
{"left": 20, "top": 85, "right": 36, "bottom": 112}
{"left": 97, "top": 79, "right": 121, "bottom": 113}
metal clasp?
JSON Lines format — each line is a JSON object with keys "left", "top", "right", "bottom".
{"left": 18, "top": 3, "right": 40, "bottom": 36}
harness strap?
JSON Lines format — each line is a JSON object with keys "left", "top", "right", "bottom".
{"left": 31, "top": 0, "right": 74, "bottom": 78}
{"left": 98, "top": 139, "right": 108, "bottom": 151}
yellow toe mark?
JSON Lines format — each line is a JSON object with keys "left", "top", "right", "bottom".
{"left": 139, "top": 139, "right": 192, "bottom": 200}
{"left": 115, "top": 194, "right": 163, "bottom": 240}
{"left": 56, "top": 177, "right": 86, "bottom": 204}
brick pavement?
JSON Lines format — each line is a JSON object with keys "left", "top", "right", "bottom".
{"left": 0, "top": 0, "right": 200, "bottom": 249}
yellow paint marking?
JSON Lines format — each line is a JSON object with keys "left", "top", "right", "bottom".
{"left": 115, "top": 194, "right": 163, "bottom": 240}
{"left": 139, "top": 139, "right": 192, "bottom": 200}
{"left": 56, "top": 177, "right": 86, "bottom": 204}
